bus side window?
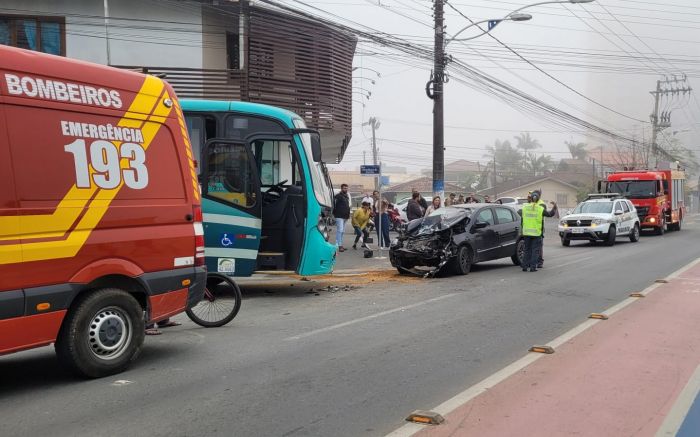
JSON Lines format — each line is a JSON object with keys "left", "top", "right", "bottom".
{"left": 205, "top": 143, "right": 256, "bottom": 208}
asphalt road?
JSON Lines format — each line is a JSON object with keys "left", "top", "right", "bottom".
{"left": 3, "top": 219, "right": 700, "bottom": 437}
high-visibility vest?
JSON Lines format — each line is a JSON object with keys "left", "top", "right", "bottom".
{"left": 521, "top": 203, "right": 544, "bottom": 237}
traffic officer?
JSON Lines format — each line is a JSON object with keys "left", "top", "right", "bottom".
{"left": 532, "top": 189, "right": 557, "bottom": 268}
{"left": 520, "top": 191, "right": 555, "bottom": 272}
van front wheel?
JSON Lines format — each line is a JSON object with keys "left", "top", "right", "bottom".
{"left": 55, "top": 288, "right": 145, "bottom": 378}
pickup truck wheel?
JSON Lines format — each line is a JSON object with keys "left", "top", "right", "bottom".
{"left": 561, "top": 237, "right": 570, "bottom": 247}
{"left": 55, "top": 288, "right": 145, "bottom": 378}
{"left": 629, "top": 223, "right": 640, "bottom": 242}
{"left": 451, "top": 245, "right": 472, "bottom": 275}
{"left": 605, "top": 225, "right": 617, "bottom": 246}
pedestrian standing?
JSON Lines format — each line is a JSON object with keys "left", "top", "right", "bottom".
{"left": 425, "top": 196, "right": 442, "bottom": 216}
{"left": 406, "top": 191, "right": 424, "bottom": 221}
{"left": 413, "top": 188, "right": 428, "bottom": 210}
{"left": 520, "top": 192, "right": 545, "bottom": 272}
{"left": 333, "top": 184, "right": 351, "bottom": 252}
{"left": 377, "top": 199, "right": 391, "bottom": 248}
{"left": 352, "top": 201, "right": 372, "bottom": 250}
{"left": 457, "top": 194, "right": 465, "bottom": 204}
{"left": 445, "top": 193, "right": 456, "bottom": 206}
{"left": 483, "top": 195, "right": 491, "bottom": 203}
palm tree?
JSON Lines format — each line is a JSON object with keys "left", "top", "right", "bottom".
{"left": 566, "top": 141, "right": 588, "bottom": 160}
{"left": 484, "top": 139, "right": 526, "bottom": 182}
{"left": 514, "top": 132, "right": 541, "bottom": 151}
{"left": 525, "top": 154, "right": 554, "bottom": 176}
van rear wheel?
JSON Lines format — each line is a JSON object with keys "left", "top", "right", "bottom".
{"left": 55, "top": 288, "right": 145, "bottom": 378}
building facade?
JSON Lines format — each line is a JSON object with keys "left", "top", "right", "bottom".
{"left": 0, "top": 0, "right": 356, "bottom": 162}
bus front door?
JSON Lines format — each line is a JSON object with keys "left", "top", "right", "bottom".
{"left": 201, "top": 140, "right": 262, "bottom": 277}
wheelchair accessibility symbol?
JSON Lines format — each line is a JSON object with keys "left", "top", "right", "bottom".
{"left": 220, "top": 233, "right": 233, "bottom": 247}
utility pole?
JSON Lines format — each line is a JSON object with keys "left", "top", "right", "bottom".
{"left": 649, "top": 76, "right": 692, "bottom": 167}
{"left": 426, "top": 0, "right": 446, "bottom": 205}
{"left": 363, "top": 117, "right": 381, "bottom": 190}
{"left": 492, "top": 156, "right": 497, "bottom": 198}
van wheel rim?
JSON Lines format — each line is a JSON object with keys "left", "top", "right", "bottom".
{"left": 88, "top": 307, "right": 131, "bottom": 361}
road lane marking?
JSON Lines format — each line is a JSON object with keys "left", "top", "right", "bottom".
{"left": 656, "top": 365, "right": 700, "bottom": 437}
{"left": 549, "top": 256, "right": 593, "bottom": 269}
{"left": 386, "top": 256, "right": 700, "bottom": 437}
{"left": 285, "top": 293, "right": 459, "bottom": 341}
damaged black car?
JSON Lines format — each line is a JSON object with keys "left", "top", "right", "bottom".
{"left": 390, "top": 204, "right": 525, "bottom": 276}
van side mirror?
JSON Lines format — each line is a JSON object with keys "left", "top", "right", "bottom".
{"left": 310, "top": 132, "right": 322, "bottom": 162}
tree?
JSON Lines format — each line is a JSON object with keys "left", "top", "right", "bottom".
{"left": 484, "top": 139, "right": 526, "bottom": 182}
{"left": 525, "top": 154, "right": 555, "bottom": 176}
{"left": 514, "top": 132, "right": 542, "bottom": 152}
{"left": 565, "top": 141, "right": 588, "bottom": 160}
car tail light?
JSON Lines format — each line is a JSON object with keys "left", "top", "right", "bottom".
{"left": 193, "top": 205, "right": 205, "bottom": 267}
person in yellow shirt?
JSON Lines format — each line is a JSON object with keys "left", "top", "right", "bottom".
{"left": 352, "top": 201, "right": 372, "bottom": 250}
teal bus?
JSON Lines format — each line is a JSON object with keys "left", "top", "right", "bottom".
{"left": 181, "top": 100, "right": 336, "bottom": 277}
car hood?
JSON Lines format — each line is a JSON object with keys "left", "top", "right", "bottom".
{"left": 562, "top": 213, "right": 611, "bottom": 221}
{"left": 406, "top": 208, "right": 470, "bottom": 236}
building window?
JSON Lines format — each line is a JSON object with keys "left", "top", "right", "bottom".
{"left": 556, "top": 193, "right": 568, "bottom": 206}
{"left": 226, "top": 31, "right": 240, "bottom": 70}
{"left": 0, "top": 15, "right": 65, "bottom": 56}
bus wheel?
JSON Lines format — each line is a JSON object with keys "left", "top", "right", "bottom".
{"left": 55, "top": 288, "right": 145, "bottom": 378}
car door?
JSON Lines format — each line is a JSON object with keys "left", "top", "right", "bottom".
{"left": 612, "top": 201, "right": 625, "bottom": 236}
{"left": 494, "top": 206, "right": 520, "bottom": 258}
{"left": 471, "top": 207, "right": 499, "bottom": 262}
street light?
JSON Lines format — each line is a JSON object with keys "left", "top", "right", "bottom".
{"left": 352, "top": 66, "right": 382, "bottom": 78}
{"left": 448, "top": 13, "right": 532, "bottom": 44}
{"left": 428, "top": 0, "right": 595, "bottom": 205}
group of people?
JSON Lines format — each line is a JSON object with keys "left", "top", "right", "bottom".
{"left": 332, "top": 184, "right": 392, "bottom": 253}
{"left": 406, "top": 190, "right": 493, "bottom": 221}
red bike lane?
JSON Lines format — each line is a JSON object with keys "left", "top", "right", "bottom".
{"left": 403, "top": 258, "right": 700, "bottom": 437}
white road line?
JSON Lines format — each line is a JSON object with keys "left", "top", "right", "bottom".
{"left": 550, "top": 256, "right": 593, "bottom": 270}
{"left": 386, "top": 256, "right": 700, "bottom": 437}
{"left": 656, "top": 365, "right": 700, "bottom": 437}
{"left": 285, "top": 293, "right": 459, "bottom": 341}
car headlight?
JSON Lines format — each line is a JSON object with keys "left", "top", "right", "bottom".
{"left": 592, "top": 218, "right": 607, "bottom": 225}
{"left": 559, "top": 220, "right": 567, "bottom": 226}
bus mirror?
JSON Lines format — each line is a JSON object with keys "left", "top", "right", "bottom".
{"left": 310, "top": 132, "right": 322, "bottom": 162}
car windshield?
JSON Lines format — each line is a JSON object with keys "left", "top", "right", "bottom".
{"left": 573, "top": 202, "right": 613, "bottom": 214}
{"left": 608, "top": 181, "right": 657, "bottom": 199}
{"left": 517, "top": 198, "right": 528, "bottom": 204}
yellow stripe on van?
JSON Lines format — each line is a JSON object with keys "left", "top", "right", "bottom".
{"left": 0, "top": 76, "right": 172, "bottom": 264}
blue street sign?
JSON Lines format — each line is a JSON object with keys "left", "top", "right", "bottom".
{"left": 360, "top": 165, "right": 381, "bottom": 176}
{"left": 433, "top": 180, "right": 444, "bottom": 192}
{"left": 488, "top": 20, "right": 500, "bottom": 31}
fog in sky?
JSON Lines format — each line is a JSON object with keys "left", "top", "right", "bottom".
{"left": 278, "top": 0, "right": 700, "bottom": 173}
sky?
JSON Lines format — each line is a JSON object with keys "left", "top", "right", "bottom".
{"left": 272, "top": 0, "right": 700, "bottom": 174}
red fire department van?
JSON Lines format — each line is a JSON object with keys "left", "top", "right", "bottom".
{"left": 602, "top": 168, "right": 686, "bottom": 235}
{"left": 0, "top": 46, "right": 206, "bottom": 377}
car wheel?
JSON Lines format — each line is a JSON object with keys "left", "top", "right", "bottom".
{"left": 451, "top": 245, "right": 472, "bottom": 275}
{"left": 629, "top": 223, "right": 640, "bottom": 242}
{"left": 605, "top": 225, "right": 616, "bottom": 246}
{"left": 395, "top": 261, "right": 414, "bottom": 275}
{"left": 511, "top": 239, "right": 524, "bottom": 265}
{"left": 561, "top": 236, "right": 570, "bottom": 247}
{"left": 55, "top": 288, "right": 145, "bottom": 378}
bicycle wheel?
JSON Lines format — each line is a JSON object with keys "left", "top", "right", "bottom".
{"left": 186, "top": 273, "right": 242, "bottom": 327}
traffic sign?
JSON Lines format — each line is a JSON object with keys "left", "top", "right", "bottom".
{"left": 360, "top": 165, "right": 381, "bottom": 176}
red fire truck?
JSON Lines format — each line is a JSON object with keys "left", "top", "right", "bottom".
{"left": 0, "top": 46, "right": 206, "bottom": 377}
{"left": 601, "top": 168, "right": 686, "bottom": 235}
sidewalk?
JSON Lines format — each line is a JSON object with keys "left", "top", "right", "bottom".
{"left": 332, "top": 225, "right": 394, "bottom": 272}
{"left": 390, "top": 257, "right": 700, "bottom": 437}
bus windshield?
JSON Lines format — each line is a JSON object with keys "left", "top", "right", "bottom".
{"left": 293, "top": 118, "right": 333, "bottom": 207}
{"left": 608, "top": 180, "right": 657, "bottom": 199}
